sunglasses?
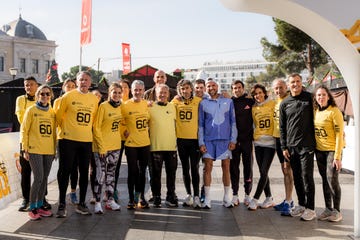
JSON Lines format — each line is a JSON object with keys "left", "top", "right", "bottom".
{"left": 40, "top": 92, "right": 51, "bottom": 96}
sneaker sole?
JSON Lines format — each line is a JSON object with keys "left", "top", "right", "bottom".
{"left": 76, "top": 209, "right": 92, "bottom": 215}
{"left": 29, "top": 217, "right": 41, "bottom": 221}
{"left": 202, "top": 205, "right": 211, "bottom": 209}
{"left": 56, "top": 213, "right": 66, "bottom": 218}
{"left": 105, "top": 206, "right": 121, "bottom": 211}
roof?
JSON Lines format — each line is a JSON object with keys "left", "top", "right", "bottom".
{"left": 2, "top": 15, "right": 47, "bottom": 40}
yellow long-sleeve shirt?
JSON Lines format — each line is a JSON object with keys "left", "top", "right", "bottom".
{"left": 314, "top": 105, "right": 345, "bottom": 160}
{"left": 15, "top": 95, "right": 36, "bottom": 124}
{"left": 171, "top": 96, "right": 201, "bottom": 139}
{"left": 93, "top": 101, "right": 122, "bottom": 154}
{"left": 121, "top": 99, "right": 150, "bottom": 147}
{"left": 20, "top": 105, "right": 56, "bottom": 154}
{"left": 55, "top": 89, "right": 99, "bottom": 142}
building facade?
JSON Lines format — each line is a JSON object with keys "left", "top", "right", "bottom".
{"left": 183, "top": 60, "right": 275, "bottom": 91}
{"left": 0, "top": 15, "right": 57, "bottom": 83}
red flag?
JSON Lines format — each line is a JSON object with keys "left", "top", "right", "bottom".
{"left": 122, "top": 43, "right": 131, "bottom": 74}
{"left": 80, "top": 0, "right": 92, "bottom": 46}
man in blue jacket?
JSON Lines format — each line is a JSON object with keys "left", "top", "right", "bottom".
{"left": 198, "top": 78, "right": 237, "bottom": 209}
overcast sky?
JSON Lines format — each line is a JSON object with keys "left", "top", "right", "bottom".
{"left": 0, "top": 0, "right": 278, "bottom": 75}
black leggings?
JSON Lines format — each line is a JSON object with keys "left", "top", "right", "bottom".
{"left": 125, "top": 146, "right": 150, "bottom": 201}
{"left": 253, "top": 146, "right": 275, "bottom": 200}
{"left": 57, "top": 139, "right": 92, "bottom": 205}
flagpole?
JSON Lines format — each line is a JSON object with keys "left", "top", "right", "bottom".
{"left": 79, "top": 46, "right": 82, "bottom": 73}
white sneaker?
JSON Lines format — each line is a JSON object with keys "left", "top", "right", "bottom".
{"left": 261, "top": 197, "right": 275, "bottom": 209}
{"left": 94, "top": 202, "right": 103, "bottom": 214}
{"left": 202, "top": 198, "right": 211, "bottom": 209}
{"left": 223, "top": 195, "right": 234, "bottom": 208}
{"left": 105, "top": 200, "right": 121, "bottom": 211}
{"left": 193, "top": 196, "right": 201, "bottom": 209}
{"left": 231, "top": 195, "right": 240, "bottom": 206}
{"left": 300, "top": 208, "right": 316, "bottom": 221}
{"left": 248, "top": 198, "right": 258, "bottom": 211}
{"left": 183, "top": 194, "right": 193, "bottom": 207}
{"left": 291, "top": 206, "right": 306, "bottom": 217}
{"left": 244, "top": 195, "right": 251, "bottom": 206}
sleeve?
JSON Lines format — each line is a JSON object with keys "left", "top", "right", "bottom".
{"left": 20, "top": 108, "right": 32, "bottom": 152}
{"left": 15, "top": 96, "right": 25, "bottom": 124}
{"left": 198, "top": 102, "right": 205, "bottom": 146}
{"left": 93, "top": 104, "right": 106, "bottom": 154}
{"left": 333, "top": 108, "right": 345, "bottom": 160}
{"left": 229, "top": 101, "right": 238, "bottom": 143}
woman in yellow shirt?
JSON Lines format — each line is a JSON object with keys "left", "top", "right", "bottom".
{"left": 314, "top": 85, "right": 344, "bottom": 222}
{"left": 21, "top": 85, "right": 56, "bottom": 221}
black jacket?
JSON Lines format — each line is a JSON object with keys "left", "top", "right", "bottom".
{"left": 279, "top": 91, "right": 316, "bottom": 151}
{"left": 232, "top": 94, "right": 254, "bottom": 142}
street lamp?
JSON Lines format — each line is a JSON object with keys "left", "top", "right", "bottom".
{"left": 9, "top": 67, "right": 18, "bottom": 80}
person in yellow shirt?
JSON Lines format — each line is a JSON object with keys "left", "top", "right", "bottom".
{"left": 20, "top": 85, "right": 56, "bottom": 220}
{"left": 171, "top": 79, "right": 202, "bottom": 208}
{"left": 122, "top": 80, "right": 151, "bottom": 209}
{"left": 55, "top": 71, "right": 99, "bottom": 217}
{"left": 314, "top": 85, "right": 344, "bottom": 222}
{"left": 248, "top": 84, "right": 276, "bottom": 211}
{"left": 272, "top": 78, "right": 294, "bottom": 216}
{"left": 113, "top": 79, "right": 131, "bottom": 203}
{"left": 92, "top": 83, "right": 123, "bottom": 213}
{"left": 53, "top": 78, "right": 78, "bottom": 205}
{"left": 15, "top": 76, "right": 39, "bottom": 212}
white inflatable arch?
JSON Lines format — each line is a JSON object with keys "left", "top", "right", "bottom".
{"left": 219, "top": 0, "right": 360, "bottom": 236}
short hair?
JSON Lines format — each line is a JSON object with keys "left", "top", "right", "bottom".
{"left": 35, "top": 85, "right": 54, "bottom": 100}
{"left": 195, "top": 79, "right": 205, "bottom": 85}
{"left": 24, "top": 76, "right": 37, "bottom": 83}
{"left": 155, "top": 84, "right": 169, "bottom": 94}
{"left": 131, "top": 79, "right": 145, "bottom": 90}
{"left": 272, "top": 78, "right": 286, "bottom": 88}
{"left": 176, "top": 79, "right": 194, "bottom": 96}
{"left": 231, "top": 80, "right": 244, "bottom": 88}
{"left": 287, "top": 73, "right": 302, "bottom": 81}
{"left": 313, "top": 84, "right": 337, "bottom": 110}
{"left": 250, "top": 83, "right": 268, "bottom": 100}
{"left": 76, "top": 71, "right": 92, "bottom": 79}
{"left": 62, "top": 78, "right": 76, "bottom": 89}
{"left": 108, "top": 82, "right": 122, "bottom": 101}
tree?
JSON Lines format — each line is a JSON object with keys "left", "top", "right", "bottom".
{"left": 261, "top": 18, "right": 328, "bottom": 82}
{"left": 46, "top": 60, "right": 60, "bottom": 85}
{"left": 61, "top": 65, "right": 104, "bottom": 84}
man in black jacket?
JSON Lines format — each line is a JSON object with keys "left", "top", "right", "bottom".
{"left": 279, "top": 73, "right": 316, "bottom": 221}
{"left": 230, "top": 80, "right": 255, "bottom": 206}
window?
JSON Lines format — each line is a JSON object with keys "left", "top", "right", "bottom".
{"left": 45, "top": 60, "right": 51, "bottom": 73}
{"left": 20, "top": 58, "right": 26, "bottom": 73}
{"left": 0, "top": 56, "right": 4, "bottom": 72}
{"left": 31, "top": 59, "right": 38, "bottom": 74}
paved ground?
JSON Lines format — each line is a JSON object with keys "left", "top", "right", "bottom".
{"left": 0, "top": 156, "right": 356, "bottom": 240}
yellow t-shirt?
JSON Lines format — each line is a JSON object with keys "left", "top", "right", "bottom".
{"left": 149, "top": 103, "right": 177, "bottom": 151}
{"left": 15, "top": 95, "right": 36, "bottom": 124}
{"left": 314, "top": 105, "right": 345, "bottom": 160}
{"left": 93, "top": 101, "right": 122, "bottom": 154}
{"left": 55, "top": 89, "right": 99, "bottom": 142}
{"left": 252, "top": 99, "right": 275, "bottom": 141}
{"left": 20, "top": 105, "right": 56, "bottom": 154}
{"left": 121, "top": 99, "right": 150, "bottom": 147}
{"left": 171, "top": 96, "right": 201, "bottom": 139}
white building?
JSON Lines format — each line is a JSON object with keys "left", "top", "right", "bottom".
{"left": 0, "top": 15, "right": 57, "bottom": 83}
{"left": 183, "top": 60, "right": 275, "bottom": 91}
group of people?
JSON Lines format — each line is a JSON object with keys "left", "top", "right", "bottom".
{"left": 16, "top": 70, "right": 344, "bottom": 223}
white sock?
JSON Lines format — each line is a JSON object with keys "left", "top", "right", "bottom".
{"left": 224, "top": 186, "right": 231, "bottom": 200}
{"left": 204, "top": 186, "right": 211, "bottom": 201}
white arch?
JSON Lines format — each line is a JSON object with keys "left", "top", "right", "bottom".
{"left": 219, "top": 0, "right": 360, "bottom": 236}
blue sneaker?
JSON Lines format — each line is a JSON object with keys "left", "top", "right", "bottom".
{"left": 274, "top": 200, "right": 285, "bottom": 211}
{"left": 70, "top": 192, "right": 79, "bottom": 205}
{"left": 280, "top": 202, "right": 292, "bottom": 216}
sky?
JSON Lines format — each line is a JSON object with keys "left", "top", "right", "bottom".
{"left": 0, "top": 0, "right": 278, "bottom": 76}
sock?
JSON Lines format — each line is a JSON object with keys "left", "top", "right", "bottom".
{"left": 224, "top": 186, "right": 231, "bottom": 201}
{"left": 204, "top": 186, "right": 210, "bottom": 201}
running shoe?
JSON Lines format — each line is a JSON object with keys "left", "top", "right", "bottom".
{"left": 28, "top": 209, "right": 41, "bottom": 221}
{"left": 183, "top": 194, "right": 193, "bottom": 207}
{"left": 106, "top": 200, "right": 121, "bottom": 211}
{"left": 76, "top": 203, "right": 92, "bottom": 215}
{"left": 94, "top": 202, "right": 103, "bottom": 214}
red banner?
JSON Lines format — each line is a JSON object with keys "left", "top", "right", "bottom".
{"left": 80, "top": 0, "right": 92, "bottom": 46}
{"left": 122, "top": 43, "right": 131, "bottom": 74}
